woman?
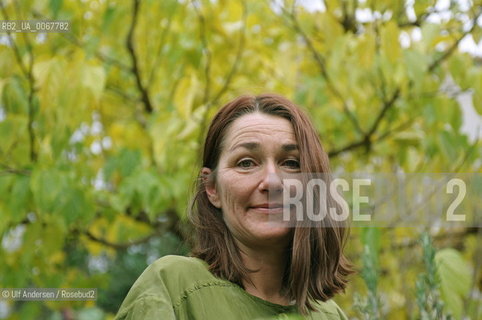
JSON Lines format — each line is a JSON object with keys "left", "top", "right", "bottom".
{"left": 115, "top": 94, "right": 353, "bottom": 319}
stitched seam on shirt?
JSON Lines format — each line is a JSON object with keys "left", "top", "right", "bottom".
{"left": 117, "top": 295, "right": 168, "bottom": 318}
{"left": 173, "top": 281, "right": 238, "bottom": 311}
{"left": 230, "top": 285, "right": 293, "bottom": 311}
{"left": 227, "top": 285, "right": 339, "bottom": 317}
{"left": 229, "top": 284, "right": 338, "bottom": 316}
{"left": 173, "top": 281, "right": 339, "bottom": 317}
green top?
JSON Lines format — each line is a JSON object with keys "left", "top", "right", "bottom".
{"left": 115, "top": 255, "right": 347, "bottom": 320}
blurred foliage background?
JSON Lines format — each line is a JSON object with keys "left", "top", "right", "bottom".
{"left": 0, "top": 0, "right": 481, "bottom": 319}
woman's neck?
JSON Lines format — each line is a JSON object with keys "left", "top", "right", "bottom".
{"left": 238, "top": 243, "right": 291, "bottom": 306}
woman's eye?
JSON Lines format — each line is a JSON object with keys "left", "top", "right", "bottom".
{"left": 237, "top": 159, "right": 255, "bottom": 168}
{"left": 283, "top": 159, "right": 300, "bottom": 169}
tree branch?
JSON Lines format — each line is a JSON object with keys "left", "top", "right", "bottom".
{"left": 196, "top": 0, "right": 248, "bottom": 150}
{"left": 0, "top": 163, "right": 31, "bottom": 176}
{"left": 321, "top": 5, "right": 479, "bottom": 160}
{"left": 398, "top": 5, "right": 436, "bottom": 28}
{"left": 328, "top": 138, "right": 367, "bottom": 157}
{"left": 428, "top": 9, "right": 482, "bottom": 72}
{"left": 9, "top": 207, "right": 186, "bottom": 251}
{"left": 368, "top": 88, "right": 401, "bottom": 136}
{"left": 283, "top": 4, "right": 365, "bottom": 136}
{"left": 373, "top": 117, "right": 414, "bottom": 142}
{"left": 147, "top": 2, "right": 179, "bottom": 87}
{"left": 84, "top": 208, "right": 186, "bottom": 250}
{"left": 1, "top": 3, "right": 37, "bottom": 162}
{"left": 106, "top": 84, "right": 140, "bottom": 103}
{"left": 340, "top": 0, "right": 357, "bottom": 33}
{"left": 192, "top": 0, "right": 212, "bottom": 105}
{"left": 83, "top": 230, "right": 160, "bottom": 250}
{"left": 328, "top": 88, "right": 401, "bottom": 157}
{"left": 31, "top": 10, "right": 132, "bottom": 73}
{"left": 379, "top": 136, "right": 480, "bottom": 228}
{"left": 210, "top": 0, "right": 247, "bottom": 107}
{"left": 126, "top": 0, "right": 153, "bottom": 113}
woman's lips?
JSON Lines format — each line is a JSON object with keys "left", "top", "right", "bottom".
{"left": 250, "top": 204, "right": 285, "bottom": 214}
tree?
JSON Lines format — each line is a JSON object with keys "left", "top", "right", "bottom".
{"left": 0, "top": 0, "right": 481, "bottom": 318}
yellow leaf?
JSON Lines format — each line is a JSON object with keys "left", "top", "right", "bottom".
{"left": 381, "top": 21, "right": 401, "bottom": 64}
{"left": 82, "top": 218, "right": 113, "bottom": 256}
{"left": 82, "top": 234, "right": 104, "bottom": 256}
{"left": 356, "top": 33, "right": 376, "bottom": 68}
{"left": 33, "top": 56, "right": 66, "bottom": 110}
{"left": 174, "top": 73, "right": 199, "bottom": 119}
{"left": 82, "top": 64, "right": 106, "bottom": 101}
{"left": 0, "top": 79, "right": 5, "bottom": 99}
{"left": 320, "top": 12, "right": 344, "bottom": 50}
{"left": 108, "top": 121, "right": 150, "bottom": 152}
{"left": 48, "top": 251, "right": 65, "bottom": 265}
{"left": 107, "top": 214, "right": 151, "bottom": 244}
{"left": 33, "top": 58, "right": 53, "bottom": 87}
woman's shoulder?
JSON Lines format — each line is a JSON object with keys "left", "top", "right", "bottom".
{"left": 311, "top": 299, "right": 348, "bottom": 320}
{"left": 122, "top": 255, "right": 216, "bottom": 300}
{"left": 147, "top": 255, "right": 216, "bottom": 285}
{"left": 150, "top": 255, "right": 208, "bottom": 273}
{"left": 115, "top": 255, "right": 212, "bottom": 319}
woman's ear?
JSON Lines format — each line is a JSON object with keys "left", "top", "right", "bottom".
{"left": 201, "top": 167, "right": 221, "bottom": 208}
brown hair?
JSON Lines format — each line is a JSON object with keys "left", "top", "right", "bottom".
{"left": 190, "top": 94, "right": 353, "bottom": 313}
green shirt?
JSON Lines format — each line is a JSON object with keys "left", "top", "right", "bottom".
{"left": 115, "top": 255, "right": 347, "bottom": 320}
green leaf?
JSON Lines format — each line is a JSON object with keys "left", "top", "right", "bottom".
{"left": 448, "top": 54, "right": 471, "bottom": 90}
{"left": 102, "top": 5, "right": 116, "bottom": 31}
{"left": 7, "top": 175, "right": 30, "bottom": 223}
{"left": 2, "top": 76, "right": 28, "bottom": 114}
{"left": 136, "top": 170, "right": 166, "bottom": 219}
{"left": 104, "top": 148, "right": 142, "bottom": 180}
{"left": 55, "top": 187, "right": 94, "bottom": 226}
{"left": 421, "top": 23, "right": 441, "bottom": 50}
{"left": 49, "top": 0, "right": 63, "bottom": 18}
{"left": 0, "top": 115, "right": 28, "bottom": 154}
{"left": 435, "top": 248, "right": 471, "bottom": 319}
{"left": 0, "top": 175, "right": 14, "bottom": 234}
{"left": 472, "top": 24, "right": 482, "bottom": 43}
{"left": 472, "top": 71, "right": 482, "bottom": 115}
{"left": 437, "top": 130, "right": 458, "bottom": 161}
{"left": 31, "top": 168, "right": 67, "bottom": 214}
{"left": 414, "top": 0, "right": 431, "bottom": 17}
{"left": 361, "top": 227, "right": 381, "bottom": 255}
{"left": 403, "top": 50, "right": 428, "bottom": 84}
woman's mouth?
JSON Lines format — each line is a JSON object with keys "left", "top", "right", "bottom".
{"left": 250, "top": 203, "right": 285, "bottom": 214}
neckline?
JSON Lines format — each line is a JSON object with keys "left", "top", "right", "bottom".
{"left": 191, "top": 257, "right": 297, "bottom": 311}
{"left": 233, "top": 284, "right": 297, "bottom": 311}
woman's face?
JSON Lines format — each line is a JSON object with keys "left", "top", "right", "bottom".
{"left": 204, "top": 112, "right": 301, "bottom": 249}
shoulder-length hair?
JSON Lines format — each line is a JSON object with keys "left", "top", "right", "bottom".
{"left": 190, "top": 94, "right": 353, "bottom": 314}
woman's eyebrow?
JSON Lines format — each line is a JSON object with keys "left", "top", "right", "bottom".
{"left": 229, "top": 142, "right": 259, "bottom": 152}
{"left": 229, "top": 142, "right": 298, "bottom": 152}
{"left": 282, "top": 144, "right": 298, "bottom": 152}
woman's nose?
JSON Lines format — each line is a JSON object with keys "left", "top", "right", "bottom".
{"left": 258, "top": 162, "right": 283, "bottom": 193}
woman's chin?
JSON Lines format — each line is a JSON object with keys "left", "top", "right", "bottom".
{"left": 249, "top": 223, "right": 292, "bottom": 242}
